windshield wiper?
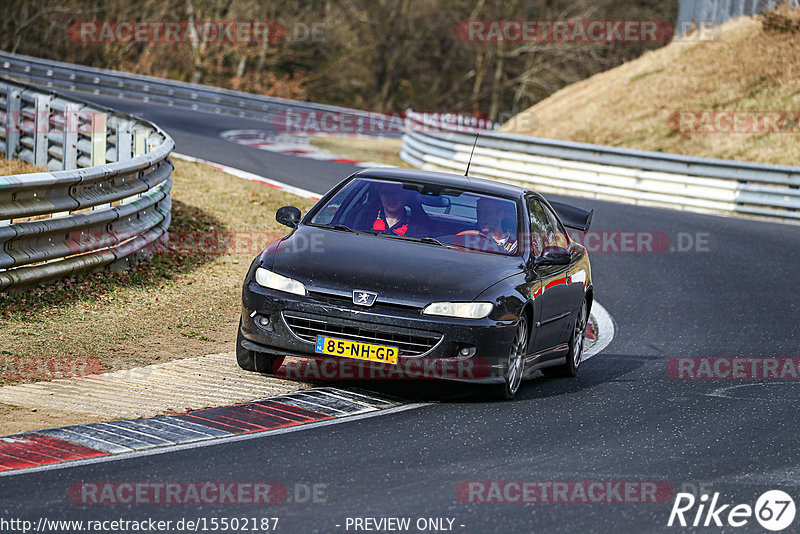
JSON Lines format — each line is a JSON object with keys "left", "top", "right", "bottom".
{"left": 317, "top": 224, "right": 356, "bottom": 233}
{"left": 377, "top": 233, "right": 448, "bottom": 247}
{"left": 420, "top": 237, "right": 446, "bottom": 247}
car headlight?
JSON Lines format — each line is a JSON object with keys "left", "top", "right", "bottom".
{"left": 422, "top": 302, "right": 493, "bottom": 319}
{"left": 255, "top": 267, "right": 307, "bottom": 296}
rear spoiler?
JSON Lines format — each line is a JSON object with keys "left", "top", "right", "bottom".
{"left": 548, "top": 201, "right": 594, "bottom": 233}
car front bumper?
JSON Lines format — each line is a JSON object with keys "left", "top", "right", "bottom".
{"left": 240, "top": 282, "right": 519, "bottom": 384}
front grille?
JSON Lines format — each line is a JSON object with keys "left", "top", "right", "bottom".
{"left": 282, "top": 312, "right": 442, "bottom": 357}
{"left": 307, "top": 290, "right": 418, "bottom": 311}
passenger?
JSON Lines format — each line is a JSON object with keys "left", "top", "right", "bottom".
{"left": 475, "top": 197, "right": 517, "bottom": 253}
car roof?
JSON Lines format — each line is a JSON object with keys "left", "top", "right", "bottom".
{"left": 352, "top": 167, "right": 529, "bottom": 199}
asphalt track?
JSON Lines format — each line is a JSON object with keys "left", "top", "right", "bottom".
{"left": 2, "top": 95, "right": 800, "bottom": 533}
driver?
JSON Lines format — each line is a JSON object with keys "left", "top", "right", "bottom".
{"left": 475, "top": 197, "right": 517, "bottom": 253}
{"left": 368, "top": 182, "right": 428, "bottom": 237}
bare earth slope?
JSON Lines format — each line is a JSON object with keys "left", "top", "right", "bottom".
{"left": 502, "top": 16, "right": 800, "bottom": 167}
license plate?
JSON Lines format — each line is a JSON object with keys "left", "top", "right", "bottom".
{"left": 315, "top": 336, "right": 399, "bottom": 365}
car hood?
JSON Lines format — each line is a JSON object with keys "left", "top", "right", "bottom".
{"left": 268, "top": 226, "right": 524, "bottom": 305}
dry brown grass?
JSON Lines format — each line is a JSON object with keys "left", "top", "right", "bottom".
{"left": 0, "top": 157, "right": 46, "bottom": 176}
{"left": 0, "top": 159, "right": 316, "bottom": 386}
{"left": 309, "top": 136, "right": 411, "bottom": 168}
{"left": 501, "top": 15, "right": 800, "bottom": 166}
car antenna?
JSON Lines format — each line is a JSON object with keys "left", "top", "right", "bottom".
{"left": 464, "top": 133, "right": 479, "bottom": 181}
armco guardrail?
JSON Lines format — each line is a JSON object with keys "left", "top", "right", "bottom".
{"left": 0, "top": 51, "right": 401, "bottom": 137}
{"left": 401, "top": 110, "right": 800, "bottom": 222}
{"left": 0, "top": 77, "right": 173, "bottom": 290}
{"left": 676, "top": 0, "right": 800, "bottom": 37}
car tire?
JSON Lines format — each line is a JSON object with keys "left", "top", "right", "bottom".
{"left": 236, "top": 318, "right": 283, "bottom": 374}
{"left": 495, "top": 315, "right": 528, "bottom": 400}
{"left": 542, "top": 298, "right": 587, "bottom": 378}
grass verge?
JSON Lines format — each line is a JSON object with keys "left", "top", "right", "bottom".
{"left": 0, "top": 159, "right": 316, "bottom": 386}
{"left": 0, "top": 157, "right": 46, "bottom": 176}
{"left": 309, "top": 136, "right": 410, "bottom": 168}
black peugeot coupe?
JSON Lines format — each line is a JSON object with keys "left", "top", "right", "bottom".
{"left": 237, "top": 168, "right": 593, "bottom": 399}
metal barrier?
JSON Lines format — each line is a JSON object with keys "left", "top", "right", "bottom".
{"left": 0, "top": 77, "right": 173, "bottom": 290}
{"left": 676, "top": 0, "right": 800, "bottom": 36}
{"left": 401, "top": 111, "right": 800, "bottom": 222}
{"left": 0, "top": 51, "right": 402, "bottom": 137}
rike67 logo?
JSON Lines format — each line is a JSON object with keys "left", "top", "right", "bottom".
{"left": 668, "top": 490, "right": 796, "bottom": 531}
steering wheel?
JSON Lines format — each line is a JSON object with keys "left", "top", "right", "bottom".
{"left": 453, "top": 230, "right": 503, "bottom": 251}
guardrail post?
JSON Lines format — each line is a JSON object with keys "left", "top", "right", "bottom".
{"left": 133, "top": 128, "right": 147, "bottom": 156}
{"left": 62, "top": 103, "right": 79, "bottom": 170}
{"left": 116, "top": 120, "right": 133, "bottom": 162}
{"left": 90, "top": 112, "right": 107, "bottom": 166}
{"left": 116, "top": 120, "right": 137, "bottom": 205}
{"left": 90, "top": 112, "right": 109, "bottom": 210}
{"left": 5, "top": 88, "right": 21, "bottom": 159}
{"left": 33, "top": 94, "right": 51, "bottom": 168}
{"left": 147, "top": 134, "right": 159, "bottom": 154}
{"left": 131, "top": 128, "right": 150, "bottom": 202}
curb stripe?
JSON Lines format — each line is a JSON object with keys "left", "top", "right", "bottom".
{"left": 316, "top": 387, "right": 396, "bottom": 408}
{"left": 15, "top": 434, "right": 106, "bottom": 460}
{"left": 0, "top": 434, "right": 107, "bottom": 470}
{"left": 40, "top": 428, "right": 133, "bottom": 454}
{"left": 252, "top": 400, "right": 329, "bottom": 420}
{"left": 90, "top": 423, "right": 176, "bottom": 446}
{"left": 240, "top": 403, "right": 320, "bottom": 424}
{"left": 0, "top": 444, "right": 65, "bottom": 464}
{"left": 173, "top": 414, "right": 250, "bottom": 434}
{"left": 66, "top": 425, "right": 157, "bottom": 451}
{"left": 0, "top": 388, "right": 399, "bottom": 474}
{"left": 275, "top": 396, "right": 352, "bottom": 416}
{"left": 0, "top": 454, "right": 40, "bottom": 470}
{"left": 0, "top": 403, "right": 428, "bottom": 478}
{"left": 155, "top": 417, "right": 231, "bottom": 438}
{"left": 218, "top": 130, "right": 392, "bottom": 169}
{"left": 101, "top": 420, "right": 203, "bottom": 444}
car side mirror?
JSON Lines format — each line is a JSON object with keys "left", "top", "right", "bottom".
{"left": 534, "top": 246, "right": 571, "bottom": 266}
{"left": 276, "top": 206, "right": 302, "bottom": 228}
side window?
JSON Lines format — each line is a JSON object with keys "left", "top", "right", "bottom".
{"left": 527, "top": 198, "right": 549, "bottom": 256}
{"left": 527, "top": 198, "right": 569, "bottom": 255}
{"left": 541, "top": 204, "right": 570, "bottom": 249}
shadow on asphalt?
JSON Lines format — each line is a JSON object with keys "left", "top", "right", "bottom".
{"left": 303, "top": 352, "right": 645, "bottom": 404}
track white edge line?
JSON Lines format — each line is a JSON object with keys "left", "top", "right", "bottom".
{"left": 0, "top": 403, "right": 431, "bottom": 478}
{"left": 172, "top": 152, "right": 323, "bottom": 200}
{"left": 583, "top": 301, "right": 615, "bottom": 361}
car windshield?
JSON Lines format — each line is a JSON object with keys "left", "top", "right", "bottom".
{"left": 309, "top": 177, "right": 520, "bottom": 255}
